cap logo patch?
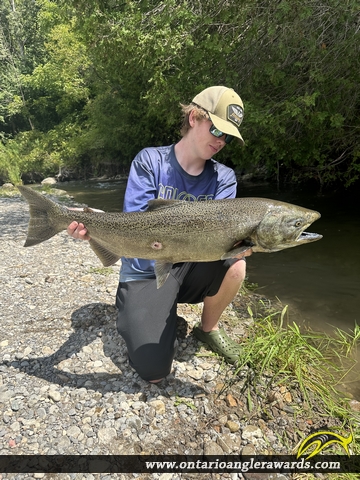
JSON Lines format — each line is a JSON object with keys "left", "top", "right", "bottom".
{"left": 227, "top": 104, "right": 244, "bottom": 127}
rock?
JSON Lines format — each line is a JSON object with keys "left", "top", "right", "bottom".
{"left": 204, "top": 440, "right": 224, "bottom": 455}
{"left": 203, "top": 371, "right": 217, "bottom": 382}
{"left": 242, "top": 425, "right": 263, "bottom": 441}
{"left": 23, "top": 346, "right": 33, "bottom": 356}
{"left": 131, "top": 401, "right": 145, "bottom": 411}
{"left": 225, "top": 393, "right": 238, "bottom": 407}
{"left": 41, "top": 177, "right": 57, "bottom": 185}
{"left": 10, "top": 400, "right": 20, "bottom": 411}
{"left": 279, "top": 386, "right": 292, "bottom": 403}
{"left": 37, "top": 408, "right": 47, "bottom": 419}
{"left": 48, "top": 390, "right": 61, "bottom": 402}
{"left": 0, "top": 390, "right": 15, "bottom": 403}
{"left": 283, "top": 392, "right": 292, "bottom": 403}
{"left": 159, "top": 475, "right": 174, "bottom": 480}
{"left": 57, "top": 435, "right": 71, "bottom": 449}
{"left": 349, "top": 400, "right": 360, "bottom": 412}
{"left": 80, "top": 274, "right": 93, "bottom": 283}
{"left": 42, "top": 346, "right": 54, "bottom": 355}
{"left": 242, "top": 443, "right": 256, "bottom": 455}
{"left": 244, "top": 474, "right": 288, "bottom": 480}
{"left": 9, "top": 438, "right": 16, "bottom": 448}
{"left": 215, "top": 383, "right": 225, "bottom": 393}
{"left": 126, "top": 415, "right": 142, "bottom": 430}
{"left": 225, "top": 420, "right": 240, "bottom": 432}
{"left": 98, "top": 427, "right": 117, "bottom": 444}
{"left": 148, "top": 399, "right": 166, "bottom": 415}
{"left": 67, "top": 425, "right": 81, "bottom": 438}
{"left": 218, "top": 414, "right": 228, "bottom": 425}
{"left": 10, "top": 421, "right": 20, "bottom": 431}
{"left": 217, "top": 433, "right": 241, "bottom": 453}
{"left": 217, "top": 436, "right": 232, "bottom": 454}
{"left": 187, "top": 367, "right": 204, "bottom": 380}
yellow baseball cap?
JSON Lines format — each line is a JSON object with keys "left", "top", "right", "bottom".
{"left": 192, "top": 86, "right": 244, "bottom": 145}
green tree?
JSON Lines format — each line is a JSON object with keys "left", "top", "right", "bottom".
{"left": 62, "top": 0, "right": 359, "bottom": 186}
{"left": 0, "top": 0, "right": 48, "bottom": 133}
{"left": 1, "top": 0, "right": 359, "bottom": 188}
{"left": 231, "top": 0, "right": 360, "bottom": 187}
{"left": 0, "top": 0, "right": 91, "bottom": 180}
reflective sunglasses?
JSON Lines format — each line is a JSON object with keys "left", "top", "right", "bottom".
{"left": 209, "top": 124, "right": 234, "bottom": 144}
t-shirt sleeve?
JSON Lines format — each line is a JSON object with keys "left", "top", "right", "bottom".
{"left": 123, "top": 149, "right": 158, "bottom": 212}
{"left": 214, "top": 166, "right": 237, "bottom": 199}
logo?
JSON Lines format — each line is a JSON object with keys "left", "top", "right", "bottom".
{"left": 297, "top": 430, "right": 353, "bottom": 459}
{"left": 227, "top": 104, "right": 244, "bottom": 127}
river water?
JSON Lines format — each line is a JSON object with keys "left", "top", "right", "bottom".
{"left": 55, "top": 179, "right": 360, "bottom": 397}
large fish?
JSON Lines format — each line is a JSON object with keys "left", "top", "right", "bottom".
{"left": 18, "top": 186, "right": 322, "bottom": 288}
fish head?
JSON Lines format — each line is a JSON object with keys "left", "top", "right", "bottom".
{"left": 252, "top": 202, "right": 322, "bottom": 252}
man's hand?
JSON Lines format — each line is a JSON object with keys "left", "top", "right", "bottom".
{"left": 66, "top": 206, "right": 104, "bottom": 241}
{"left": 67, "top": 221, "right": 90, "bottom": 241}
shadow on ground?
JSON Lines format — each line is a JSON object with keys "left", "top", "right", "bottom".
{"left": 1, "top": 302, "right": 205, "bottom": 398}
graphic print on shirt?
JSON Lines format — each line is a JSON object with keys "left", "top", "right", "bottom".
{"left": 158, "top": 183, "right": 215, "bottom": 202}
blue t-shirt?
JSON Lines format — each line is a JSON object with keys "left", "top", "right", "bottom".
{"left": 120, "top": 144, "right": 237, "bottom": 281}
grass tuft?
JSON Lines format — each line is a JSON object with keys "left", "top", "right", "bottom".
{"left": 235, "top": 305, "right": 359, "bottom": 416}
{"left": 229, "top": 299, "right": 360, "bottom": 479}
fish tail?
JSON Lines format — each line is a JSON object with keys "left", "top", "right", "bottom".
{"left": 18, "top": 186, "right": 66, "bottom": 246}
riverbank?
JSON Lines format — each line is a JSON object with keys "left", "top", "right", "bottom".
{"left": 0, "top": 190, "right": 359, "bottom": 479}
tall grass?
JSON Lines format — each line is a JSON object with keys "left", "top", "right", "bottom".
{"left": 234, "top": 304, "right": 359, "bottom": 418}
{"left": 231, "top": 303, "right": 360, "bottom": 480}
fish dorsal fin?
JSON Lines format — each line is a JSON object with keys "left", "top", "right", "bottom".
{"left": 154, "top": 260, "right": 173, "bottom": 288}
{"left": 89, "top": 239, "right": 121, "bottom": 267}
{"left": 147, "top": 199, "right": 183, "bottom": 211}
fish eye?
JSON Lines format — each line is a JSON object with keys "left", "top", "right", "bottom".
{"left": 295, "top": 220, "right": 302, "bottom": 227}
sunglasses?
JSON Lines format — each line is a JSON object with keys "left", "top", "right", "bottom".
{"left": 209, "top": 124, "right": 234, "bottom": 144}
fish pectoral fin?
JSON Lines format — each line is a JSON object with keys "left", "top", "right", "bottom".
{"left": 154, "top": 261, "right": 173, "bottom": 289}
{"left": 89, "top": 239, "right": 121, "bottom": 267}
{"left": 221, "top": 241, "right": 254, "bottom": 260}
{"left": 147, "top": 199, "right": 182, "bottom": 211}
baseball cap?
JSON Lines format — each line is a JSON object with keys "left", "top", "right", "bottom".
{"left": 192, "top": 86, "right": 244, "bottom": 145}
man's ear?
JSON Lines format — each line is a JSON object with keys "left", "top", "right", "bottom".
{"left": 189, "top": 109, "right": 196, "bottom": 127}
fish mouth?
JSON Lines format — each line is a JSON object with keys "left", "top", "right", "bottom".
{"left": 296, "top": 231, "right": 323, "bottom": 244}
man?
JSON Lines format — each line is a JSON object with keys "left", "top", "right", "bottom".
{"left": 67, "top": 86, "right": 251, "bottom": 383}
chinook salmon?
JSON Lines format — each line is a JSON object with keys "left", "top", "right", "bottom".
{"left": 18, "top": 186, "right": 322, "bottom": 288}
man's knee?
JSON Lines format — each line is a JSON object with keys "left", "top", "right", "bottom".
{"left": 226, "top": 258, "right": 246, "bottom": 282}
{"left": 129, "top": 344, "right": 174, "bottom": 382}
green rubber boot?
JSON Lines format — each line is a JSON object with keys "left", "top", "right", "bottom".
{"left": 193, "top": 323, "right": 242, "bottom": 364}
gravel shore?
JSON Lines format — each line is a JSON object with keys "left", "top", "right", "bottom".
{"left": 0, "top": 191, "right": 348, "bottom": 479}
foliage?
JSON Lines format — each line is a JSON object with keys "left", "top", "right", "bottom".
{"left": 0, "top": 140, "right": 22, "bottom": 184}
{"left": 235, "top": 304, "right": 359, "bottom": 418}
{"left": 88, "top": 266, "right": 114, "bottom": 276}
{"left": 236, "top": 0, "right": 360, "bottom": 188}
{"left": 0, "top": 0, "right": 359, "bottom": 187}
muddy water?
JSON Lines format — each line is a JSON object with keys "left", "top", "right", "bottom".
{"left": 56, "top": 180, "right": 360, "bottom": 398}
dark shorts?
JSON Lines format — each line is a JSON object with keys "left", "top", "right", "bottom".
{"left": 115, "top": 260, "right": 238, "bottom": 381}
